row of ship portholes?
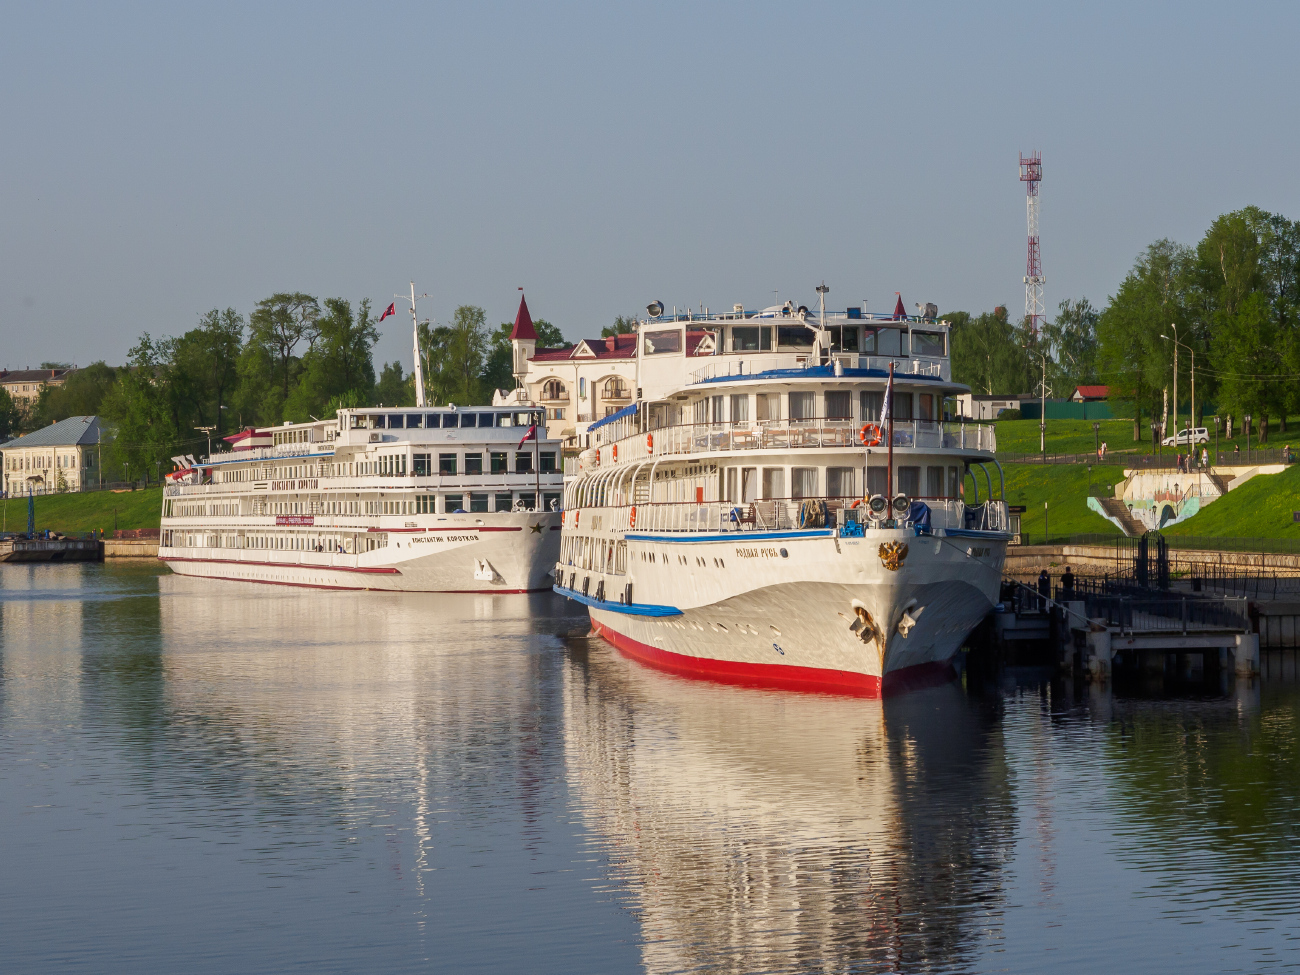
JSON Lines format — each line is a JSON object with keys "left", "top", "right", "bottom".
{"left": 649, "top": 618, "right": 781, "bottom": 638}
{"left": 638, "top": 551, "right": 726, "bottom": 569}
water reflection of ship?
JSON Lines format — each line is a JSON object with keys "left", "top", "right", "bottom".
{"left": 563, "top": 637, "right": 1015, "bottom": 974}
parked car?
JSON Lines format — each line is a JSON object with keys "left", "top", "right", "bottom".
{"left": 1162, "top": 426, "right": 1209, "bottom": 446}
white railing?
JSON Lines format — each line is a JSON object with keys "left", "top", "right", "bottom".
{"left": 567, "top": 497, "right": 1009, "bottom": 535}
{"left": 165, "top": 471, "right": 563, "bottom": 498}
{"left": 687, "top": 353, "right": 946, "bottom": 385}
{"left": 583, "top": 418, "right": 997, "bottom": 468}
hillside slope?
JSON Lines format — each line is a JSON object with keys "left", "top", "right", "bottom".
{"left": 0, "top": 488, "right": 162, "bottom": 536}
{"left": 1163, "top": 465, "right": 1300, "bottom": 538}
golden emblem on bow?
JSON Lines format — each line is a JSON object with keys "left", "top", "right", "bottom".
{"left": 878, "top": 541, "right": 909, "bottom": 571}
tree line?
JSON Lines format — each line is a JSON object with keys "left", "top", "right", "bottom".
{"left": 1, "top": 293, "right": 570, "bottom": 482}
{"left": 947, "top": 205, "right": 1300, "bottom": 442}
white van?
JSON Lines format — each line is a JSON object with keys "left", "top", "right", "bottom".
{"left": 1162, "top": 427, "right": 1209, "bottom": 447}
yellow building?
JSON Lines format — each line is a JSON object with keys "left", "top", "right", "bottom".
{"left": 2, "top": 415, "right": 102, "bottom": 496}
{"left": 0, "top": 368, "right": 73, "bottom": 412}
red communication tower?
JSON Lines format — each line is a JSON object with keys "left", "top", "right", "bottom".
{"left": 1019, "top": 152, "right": 1044, "bottom": 334}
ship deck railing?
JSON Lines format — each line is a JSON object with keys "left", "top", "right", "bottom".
{"left": 574, "top": 497, "right": 1009, "bottom": 535}
{"left": 165, "top": 470, "right": 562, "bottom": 497}
{"left": 578, "top": 418, "right": 997, "bottom": 472}
{"left": 687, "top": 352, "right": 946, "bottom": 385}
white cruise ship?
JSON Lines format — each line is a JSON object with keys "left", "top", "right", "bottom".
{"left": 160, "top": 405, "right": 563, "bottom": 591}
{"left": 554, "top": 293, "right": 1011, "bottom": 695}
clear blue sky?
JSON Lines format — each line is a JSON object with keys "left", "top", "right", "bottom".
{"left": 3, "top": 1, "right": 1298, "bottom": 371}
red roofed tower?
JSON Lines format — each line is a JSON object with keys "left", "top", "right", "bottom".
{"left": 511, "top": 292, "right": 538, "bottom": 386}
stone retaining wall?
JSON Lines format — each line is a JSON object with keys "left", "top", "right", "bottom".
{"left": 1005, "top": 543, "right": 1300, "bottom": 580}
{"left": 103, "top": 539, "right": 158, "bottom": 559}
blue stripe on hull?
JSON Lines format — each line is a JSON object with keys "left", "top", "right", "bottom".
{"left": 623, "top": 529, "right": 833, "bottom": 543}
{"left": 553, "top": 584, "right": 682, "bottom": 617}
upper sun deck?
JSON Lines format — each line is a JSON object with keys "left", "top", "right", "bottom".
{"left": 200, "top": 407, "right": 553, "bottom": 466}
{"left": 634, "top": 304, "right": 952, "bottom": 402}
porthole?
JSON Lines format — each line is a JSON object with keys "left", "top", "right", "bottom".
{"left": 770, "top": 624, "right": 781, "bottom": 637}
{"left": 779, "top": 548, "right": 788, "bottom": 558}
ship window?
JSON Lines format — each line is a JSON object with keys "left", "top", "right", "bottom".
{"left": 755, "top": 394, "right": 780, "bottom": 421}
{"left": 539, "top": 451, "right": 557, "bottom": 473}
{"left": 777, "top": 325, "right": 813, "bottom": 349}
{"left": 442, "top": 414, "right": 459, "bottom": 428}
{"left": 917, "top": 393, "right": 935, "bottom": 421}
{"left": 827, "top": 468, "right": 854, "bottom": 498}
{"left": 825, "top": 391, "right": 851, "bottom": 420}
{"left": 789, "top": 392, "right": 815, "bottom": 422}
{"left": 490, "top": 452, "right": 508, "bottom": 474}
{"left": 515, "top": 452, "right": 532, "bottom": 474}
{"left": 460, "top": 413, "right": 477, "bottom": 428}
{"left": 388, "top": 414, "right": 405, "bottom": 429}
{"left": 861, "top": 328, "right": 878, "bottom": 354}
{"left": 446, "top": 493, "right": 464, "bottom": 513}
{"left": 927, "top": 466, "right": 945, "bottom": 498}
{"left": 643, "top": 329, "right": 683, "bottom": 355}
{"left": 762, "top": 468, "right": 785, "bottom": 499}
{"left": 405, "top": 414, "right": 423, "bottom": 428}
{"left": 730, "top": 326, "right": 771, "bottom": 352}
{"left": 729, "top": 394, "right": 749, "bottom": 422}
{"left": 518, "top": 492, "right": 537, "bottom": 510}
{"left": 893, "top": 392, "right": 914, "bottom": 421}
{"left": 413, "top": 453, "right": 431, "bottom": 476}
{"left": 792, "top": 468, "right": 817, "bottom": 499}
{"left": 912, "top": 330, "right": 945, "bottom": 357}
{"left": 897, "top": 466, "right": 921, "bottom": 497}
{"left": 464, "top": 453, "right": 483, "bottom": 475}
{"left": 830, "top": 325, "right": 859, "bottom": 352}
{"left": 949, "top": 467, "right": 960, "bottom": 498}
{"left": 478, "top": 413, "right": 494, "bottom": 428}
{"left": 426, "top": 414, "right": 439, "bottom": 428}
{"left": 495, "top": 493, "right": 513, "bottom": 512}
{"left": 860, "top": 391, "right": 883, "bottom": 422}
{"left": 439, "top": 454, "right": 457, "bottom": 475}
{"left": 469, "top": 493, "right": 489, "bottom": 513}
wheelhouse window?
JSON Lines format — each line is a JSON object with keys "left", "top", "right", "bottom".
{"left": 643, "top": 329, "right": 683, "bottom": 355}
{"left": 441, "top": 414, "right": 459, "bottom": 428}
{"left": 439, "top": 453, "right": 457, "bottom": 475}
{"left": 730, "top": 326, "right": 772, "bottom": 352}
{"left": 830, "top": 326, "right": 860, "bottom": 352}
{"left": 490, "top": 452, "right": 508, "bottom": 474}
{"left": 405, "top": 414, "right": 423, "bottom": 428}
{"left": 388, "top": 414, "right": 404, "bottom": 429}
{"left": 911, "top": 330, "right": 946, "bottom": 357}
{"left": 860, "top": 328, "right": 878, "bottom": 354}
{"left": 464, "top": 453, "right": 483, "bottom": 475}
{"left": 539, "top": 451, "right": 557, "bottom": 473}
{"left": 445, "top": 493, "right": 464, "bottom": 512}
{"left": 777, "top": 325, "right": 813, "bottom": 349}
{"left": 515, "top": 452, "right": 533, "bottom": 474}
{"left": 469, "top": 493, "right": 489, "bottom": 513}
{"left": 460, "top": 413, "right": 479, "bottom": 428}
{"left": 478, "top": 413, "right": 494, "bottom": 428}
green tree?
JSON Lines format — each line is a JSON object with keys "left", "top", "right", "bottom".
{"left": 1041, "top": 298, "right": 1100, "bottom": 396}
{"left": 375, "top": 360, "right": 414, "bottom": 407}
{"left": 31, "top": 362, "right": 118, "bottom": 426}
{"left": 170, "top": 308, "right": 244, "bottom": 435}
{"left": 601, "top": 314, "right": 637, "bottom": 338}
{"left": 99, "top": 334, "right": 185, "bottom": 483}
{"left": 248, "top": 292, "right": 319, "bottom": 407}
{"left": 949, "top": 306, "right": 1034, "bottom": 396}
{"left": 285, "top": 298, "right": 378, "bottom": 421}
{"left": 0, "top": 386, "right": 19, "bottom": 442}
{"left": 1096, "top": 239, "right": 1196, "bottom": 437}
{"left": 1211, "top": 293, "right": 1284, "bottom": 441}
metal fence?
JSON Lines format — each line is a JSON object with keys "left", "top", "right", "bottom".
{"left": 1078, "top": 592, "right": 1250, "bottom": 634}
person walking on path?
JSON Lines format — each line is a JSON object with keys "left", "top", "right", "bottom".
{"left": 1037, "top": 569, "right": 1051, "bottom": 612}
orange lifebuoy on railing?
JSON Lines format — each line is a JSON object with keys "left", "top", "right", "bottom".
{"left": 629, "top": 505, "right": 637, "bottom": 528}
{"left": 860, "top": 423, "right": 882, "bottom": 447}
{"left": 613, "top": 443, "right": 618, "bottom": 461}
{"left": 851, "top": 498, "right": 864, "bottom": 508}
{"left": 574, "top": 509, "right": 581, "bottom": 527}
{"left": 646, "top": 432, "right": 654, "bottom": 451}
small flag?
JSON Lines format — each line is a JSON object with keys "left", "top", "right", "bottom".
{"left": 518, "top": 424, "right": 538, "bottom": 448}
{"left": 379, "top": 302, "right": 395, "bottom": 322}
{"left": 879, "top": 370, "right": 893, "bottom": 428}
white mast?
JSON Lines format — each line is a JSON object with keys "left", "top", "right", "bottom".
{"left": 399, "top": 281, "right": 429, "bottom": 408}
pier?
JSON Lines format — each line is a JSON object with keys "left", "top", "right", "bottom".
{"left": 0, "top": 536, "right": 102, "bottom": 562}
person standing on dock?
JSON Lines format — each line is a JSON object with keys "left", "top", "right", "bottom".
{"left": 1037, "top": 569, "right": 1050, "bottom": 612}
{"left": 1061, "top": 565, "right": 1075, "bottom": 598}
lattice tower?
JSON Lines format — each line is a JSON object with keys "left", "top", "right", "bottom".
{"left": 1019, "top": 152, "right": 1044, "bottom": 334}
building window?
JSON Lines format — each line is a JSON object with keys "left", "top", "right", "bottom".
{"left": 439, "top": 453, "right": 457, "bottom": 475}
{"left": 546, "top": 408, "right": 564, "bottom": 420}
{"left": 602, "top": 378, "right": 629, "bottom": 400}
{"left": 541, "top": 379, "right": 567, "bottom": 401}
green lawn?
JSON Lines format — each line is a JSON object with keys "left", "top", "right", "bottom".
{"left": 1, "top": 487, "right": 163, "bottom": 536}
{"left": 987, "top": 463, "right": 1126, "bottom": 544}
{"left": 1163, "top": 465, "right": 1300, "bottom": 538}
{"left": 993, "top": 416, "right": 1300, "bottom": 459}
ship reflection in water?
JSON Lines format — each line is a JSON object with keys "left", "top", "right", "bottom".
{"left": 4, "top": 563, "right": 1300, "bottom": 974}
{"left": 562, "top": 636, "right": 1015, "bottom": 974}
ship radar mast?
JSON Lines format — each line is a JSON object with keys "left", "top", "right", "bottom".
{"left": 398, "top": 282, "right": 431, "bottom": 407}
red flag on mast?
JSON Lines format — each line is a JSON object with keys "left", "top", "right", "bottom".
{"left": 378, "top": 302, "right": 395, "bottom": 322}
{"left": 518, "top": 424, "right": 538, "bottom": 449}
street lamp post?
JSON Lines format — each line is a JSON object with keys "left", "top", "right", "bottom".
{"left": 1245, "top": 414, "right": 1252, "bottom": 454}
{"left": 195, "top": 426, "right": 216, "bottom": 462}
{"left": 1213, "top": 415, "right": 1220, "bottom": 467}
{"left": 1162, "top": 326, "right": 1196, "bottom": 439}
{"left": 1150, "top": 422, "right": 1160, "bottom": 460}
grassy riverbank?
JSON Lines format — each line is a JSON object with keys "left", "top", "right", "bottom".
{"left": 987, "top": 463, "right": 1126, "bottom": 544}
{"left": 995, "top": 415, "right": 1300, "bottom": 458}
{"left": 1163, "top": 465, "right": 1300, "bottom": 538}
{"left": 1, "top": 488, "right": 162, "bottom": 536}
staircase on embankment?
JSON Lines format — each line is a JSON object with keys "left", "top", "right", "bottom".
{"left": 1095, "top": 497, "right": 1146, "bottom": 536}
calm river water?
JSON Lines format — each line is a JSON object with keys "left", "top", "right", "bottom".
{"left": 3, "top": 562, "right": 1300, "bottom": 973}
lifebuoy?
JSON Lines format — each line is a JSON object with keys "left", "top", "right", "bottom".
{"left": 629, "top": 506, "right": 637, "bottom": 528}
{"left": 574, "top": 510, "right": 581, "bottom": 527}
{"left": 860, "top": 423, "right": 882, "bottom": 446}
{"left": 612, "top": 443, "right": 618, "bottom": 461}
{"left": 850, "top": 498, "right": 863, "bottom": 508}
{"left": 646, "top": 432, "right": 654, "bottom": 451}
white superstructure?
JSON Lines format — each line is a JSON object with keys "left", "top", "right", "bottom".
{"left": 555, "top": 296, "right": 1011, "bottom": 695}
{"left": 160, "top": 406, "right": 563, "bottom": 592}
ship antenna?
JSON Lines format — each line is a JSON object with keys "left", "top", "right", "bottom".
{"left": 398, "top": 282, "right": 431, "bottom": 408}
